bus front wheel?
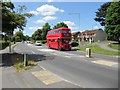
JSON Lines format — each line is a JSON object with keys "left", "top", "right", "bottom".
{"left": 48, "top": 45, "right": 51, "bottom": 49}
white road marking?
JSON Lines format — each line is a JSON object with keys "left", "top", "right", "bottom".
{"left": 27, "top": 44, "right": 32, "bottom": 45}
{"left": 65, "top": 56, "right": 71, "bottom": 58}
{"left": 38, "top": 49, "right": 56, "bottom": 52}
{"left": 38, "top": 65, "right": 46, "bottom": 70}
{"left": 91, "top": 60, "right": 118, "bottom": 67}
{"left": 36, "top": 65, "right": 84, "bottom": 88}
{"left": 52, "top": 53, "right": 58, "bottom": 55}
{"left": 37, "top": 49, "right": 85, "bottom": 58}
{"left": 32, "top": 51, "right": 35, "bottom": 54}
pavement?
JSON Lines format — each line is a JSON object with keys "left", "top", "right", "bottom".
{"left": 1, "top": 43, "right": 80, "bottom": 88}
{"left": 1, "top": 42, "right": 119, "bottom": 88}
{"left": 96, "top": 41, "right": 120, "bottom": 52}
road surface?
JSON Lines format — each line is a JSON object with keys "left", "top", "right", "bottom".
{"left": 2, "top": 42, "right": 118, "bottom": 88}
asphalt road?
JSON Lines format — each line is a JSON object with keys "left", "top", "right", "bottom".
{"left": 7, "top": 42, "right": 119, "bottom": 88}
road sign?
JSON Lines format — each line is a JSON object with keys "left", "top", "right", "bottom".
{"left": 7, "top": 31, "right": 13, "bottom": 35}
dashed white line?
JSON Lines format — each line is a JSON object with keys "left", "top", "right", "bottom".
{"left": 38, "top": 65, "right": 46, "bottom": 70}
{"left": 52, "top": 53, "right": 58, "bottom": 55}
{"left": 32, "top": 51, "right": 35, "bottom": 54}
{"left": 65, "top": 56, "right": 71, "bottom": 58}
{"left": 38, "top": 65, "right": 84, "bottom": 88}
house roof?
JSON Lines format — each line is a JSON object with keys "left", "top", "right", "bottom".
{"left": 72, "top": 32, "right": 81, "bottom": 36}
{"left": 82, "top": 29, "right": 100, "bottom": 34}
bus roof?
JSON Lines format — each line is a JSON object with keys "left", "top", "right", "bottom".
{"left": 48, "top": 27, "right": 70, "bottom": 32}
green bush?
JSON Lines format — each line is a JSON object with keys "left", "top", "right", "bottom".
{"left": 1, "top": 42, "right": 9, "bottom": 50}
{"left": 41, "top": 40, "right": 46, "bottom": 44}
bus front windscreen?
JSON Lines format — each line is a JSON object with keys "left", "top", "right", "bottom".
{"left": 62, "top": 39, "right": 71, "bottom": 44}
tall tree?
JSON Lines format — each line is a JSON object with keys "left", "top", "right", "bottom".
{"left": 53, "top": 22, "right": 68, "bottom": 29}
{"left": 94, "top": 2, "right": 111, "bottom": 26}
{"left": 2, "top": 2, "right": 32, "bottom": 34}
{"left": 42, "top": 23, "right": 51, "bottom": 40}
{"left": 25, "top": 35, "right": 30, "bottom": 41}
{"left": 32, "top": 29, "right": 42, "bottom": 41}
{"left": 14, "top": 30, "right": 24, "bottom": 42}
{"left": 105, "top": 2, "right": 120, "bottom": 42}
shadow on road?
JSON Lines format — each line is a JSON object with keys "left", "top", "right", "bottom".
{"left": 28, "top": 54, "right": 54, "bottom": 61}
{"left": 1, "top": 53, "right": 54, "bottom": 67}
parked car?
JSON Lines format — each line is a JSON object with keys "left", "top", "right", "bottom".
{"left": 35, "top": 41, "right": 42, "bottom": 46}
{"left": 69, "top": 42, "right": 79, "bottom": 47}
{"left": 26, "top": 41, "right": 30, "bottom": 43}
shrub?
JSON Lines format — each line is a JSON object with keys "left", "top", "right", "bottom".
{"left": 41, "top": 40, "right": 46, "bottom": 44}
{"left": 1, "top": 42, "right": 9, "bottom": 50}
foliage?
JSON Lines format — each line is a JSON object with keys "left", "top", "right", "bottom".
{"left": 41, "top": 40, "right": 46, "bottom": 44}
{"left": 12, "top": 30, "right": 24, "bottom": 42}
{"left": 53, "top": 22, "right": 68, "bottom": 29}
{"left": 2, "top": 2, "right": 33, "bottom": 34}
{"left": 1, "top": 41, "right": 9, "bottom": 49}
{"left": 13, "top": 59, "right": 37, "bottom": 72}
{"left": 105, "top": 2, "right": 120, "bottom": 42}
{"left": 94, "top": 2, "right": 111, "bottom": 26}
{"left": 25, "top": 35, "right": 30, "bottom": 41}
{"left": 42, "top": 23, "right": 51, "bottom": 40}
{"left": 32, "top": 29, "right": 42, "bottom": 41}
{"left": 77, "top": 45, "right": 119, "bottom": 56}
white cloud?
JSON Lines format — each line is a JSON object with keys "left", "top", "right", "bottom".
{"left": 28, "top": 4, "right": 64, "bottom": 16}
{"left": 35, "top": 16, "right": 57, "bottom": 24}
{"left": 23, "top": 31, "right": 26, "bottom": 34}
{"left": 14, "top": 28, "right": 19, "bottom": 34}
{"left": 47, "top": 0, "right": 54, "bottom": 2}
{"left": 63, "top": 21, "right": 75, "bottom": 27}
{"left": 93, "top": 25, "right": 99, "bottom": 29}
{"left": 28, "top": 11, "right": 39, "bottom": 15}
{"left": 43, "top": 16, "right": 57, "bottom": 21}
{"left": 36, "top": 19, "right": 46, "bottom": 24}
{"left": 29, "top": 26, "right": 42, "bottom": 30}
{"left": 58, "top": 21, "right": 76, "bottom": 30}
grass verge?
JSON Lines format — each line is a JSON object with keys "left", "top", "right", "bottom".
{"left": 77, "top": 45, "right": 119, "bottom": 56}
{"left": 13, "top": 58, "right": 37, "bottom": 72}
{"left": 108, "top": 43, "right": 120, "bottom": 50}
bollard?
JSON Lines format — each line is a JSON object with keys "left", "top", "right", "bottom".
{"left": 86, "top": 48, "right": 91, "bottom": 58}
{"left": 24, "top": 54, "right": 28, "bottom": 66}
{"left": 108, "top": 43, "right": 111, "bottom": 47}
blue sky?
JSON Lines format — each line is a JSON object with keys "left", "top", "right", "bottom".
{"left": 12, "top": 1, "right": 109, "bottom": 36}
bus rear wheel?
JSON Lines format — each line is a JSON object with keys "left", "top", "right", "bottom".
{"left": 58, "top": 46, "right": 62, "bottom": 51}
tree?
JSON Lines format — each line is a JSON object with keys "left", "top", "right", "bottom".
{"left": 32, "top": 29, "right": 42, "bottom": 41}
{"left": 94, "top": 2, "right": 111, "bottom": 26}
{"left": 14, "top": 30, "right": 24, "bottom": 42}
{"left": 25, "top": 35, "right": 30, "bottom": 41}
{"left": 105, "top": 2, "right": 120, "bottom": 42}
{"left": 2, "top": 2, "right": 32, "bottom": 34}
{"left": 53, "top": 22, "right": 68, "bottom": 29}
{"left": 42, "top": 23, "right": 51, "bottom": 40}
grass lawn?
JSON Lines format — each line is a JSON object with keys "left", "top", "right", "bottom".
{"left": 108, "top": 43, "right": 120, "bottom": 50}
{"left": 13, "top": 57, "right": 37, "bottom": 72}
{"left": 77, "top": 45, "right": 119, "bottom": 56}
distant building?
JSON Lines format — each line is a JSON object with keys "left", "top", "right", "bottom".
{"left": 72, "top": 29, "right": 107, "bottom": 43}
{"left": 71, "top": 32, "right": 80, "bottom": 40}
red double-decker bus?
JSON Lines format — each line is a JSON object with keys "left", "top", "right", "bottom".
{"left": 46, "top": 27, "right": 72, "bottom": 50}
